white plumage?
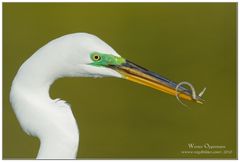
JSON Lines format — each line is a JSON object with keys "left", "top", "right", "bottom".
{"left": 10, "top": 33, "right": 122, "bottom": 159}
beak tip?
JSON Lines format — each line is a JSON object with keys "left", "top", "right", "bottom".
{"left": 196, "top": 100, "right": 204, "bottom": 104}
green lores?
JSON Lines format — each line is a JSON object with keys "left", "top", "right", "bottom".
{"left": 90, "top": 52, "right": 126, "bottom": 67}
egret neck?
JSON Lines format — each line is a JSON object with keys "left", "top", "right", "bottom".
{"left": 10, "top": 50, "right": 79, "bottom": 159}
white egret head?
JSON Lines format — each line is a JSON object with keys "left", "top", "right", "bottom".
{"left": 29, "top": 33, "right": 203, "bottom": 104}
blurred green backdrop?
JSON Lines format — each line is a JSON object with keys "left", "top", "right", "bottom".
{"left": 3, "top": 3, "right": 237, "bottom": 159}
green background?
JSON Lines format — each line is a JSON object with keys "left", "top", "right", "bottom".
{"left": 3, "top": 3, "right": 237, "bottom": 159}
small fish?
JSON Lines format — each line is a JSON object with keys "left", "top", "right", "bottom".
{"left": 176, "top": 81, "right": 206, "bottom": 107}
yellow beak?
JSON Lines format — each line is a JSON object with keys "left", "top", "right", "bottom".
{"left": 112, "top": 60, "right": 204, "bottom": 104}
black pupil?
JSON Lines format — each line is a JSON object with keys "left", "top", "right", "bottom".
{"left": 94, "top": 55, "right": 99, "bottom": 60}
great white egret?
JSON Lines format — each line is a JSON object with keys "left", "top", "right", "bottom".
{"left": 10, "top": 33, "right": 204, "bottom": 159}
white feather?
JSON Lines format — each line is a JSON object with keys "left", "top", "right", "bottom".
{"left": 10, "top": 33, "right": 122, "bottom": 159}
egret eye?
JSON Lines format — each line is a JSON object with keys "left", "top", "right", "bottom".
{"left": 93, "top": 54, "right": 101, "bottom": 61}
